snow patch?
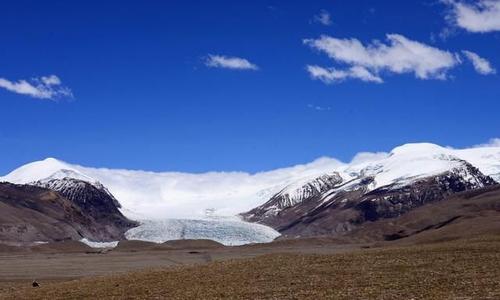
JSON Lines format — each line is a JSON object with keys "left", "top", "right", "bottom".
{"left": 80, "top": 238, "right": 118, "bottom": 248}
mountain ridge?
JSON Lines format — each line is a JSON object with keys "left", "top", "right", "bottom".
{"left": 1, "top": 143, "right": 499, "bottom": 221}
{"left": 0, "top": 181, "right": 135, "bottom": 245}
{"left": 1, "top": 142, "right": 499, "bottom": 244}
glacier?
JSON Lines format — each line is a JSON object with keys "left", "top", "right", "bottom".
{"left": 125, "top": 217, "right": 281, "bottom": 246}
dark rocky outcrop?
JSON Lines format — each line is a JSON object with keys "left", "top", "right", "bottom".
{"left": 33, "top": 178, "right": 137, "bottom": 239}
{"left": 0, "top": 180, "right": 136, "bottom": 246}
{"left": 345, "top": 185, "right": 500, "bottom": 244}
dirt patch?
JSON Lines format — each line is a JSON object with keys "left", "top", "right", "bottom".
{"left": 161, "top": 239, "right": 225, "bottom": 250}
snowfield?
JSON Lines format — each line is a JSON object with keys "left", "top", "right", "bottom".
{"left": 1, "top": 142, "right": 499, "bottom": 245}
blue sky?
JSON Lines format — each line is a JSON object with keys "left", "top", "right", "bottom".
{"left": 1, "top": 0, "right": 499, "bottom": 174}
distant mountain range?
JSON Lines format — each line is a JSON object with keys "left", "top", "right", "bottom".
{"left": 0, "top": 142, "right": 499, "bottom": 245}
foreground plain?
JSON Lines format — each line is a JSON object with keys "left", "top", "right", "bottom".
{"left": 1, "top": 236, "right": 500, "bottom": 299}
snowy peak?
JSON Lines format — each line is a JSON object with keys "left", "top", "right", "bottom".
{"left": 1, "top": 157, "right": 105, "bottom": 192}
{"left": 41, "top": 169, "right": 97, "bottom": 184}
{"left": 2, "top": 157, "right": 77, "bottom": 184}
{"left": 388, "top": 142, "right": 447, "bottom": 155}
{"left": 33, "top": 177, "right": 121, "bottom": 208}
{"left": 343, "top": 143, "right": 491, "bottom": 190}
{"left": 258, "top": 143, "right": 486, "bottom": 218}
{"left": 384, "top": 142, "right": 500, "bottom": 182}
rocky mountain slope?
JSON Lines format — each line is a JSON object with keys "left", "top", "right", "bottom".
{"left": 0, "top": 180, "right": 136, "bottom": 246}
{"left": 242, "top": 144, "right": 499, "bottom": 238}
{"left": 33, "top": 177, "right": 137, "bottom": 238}
{"left": 345, "top": 184, "right": 500, "bottom": 244}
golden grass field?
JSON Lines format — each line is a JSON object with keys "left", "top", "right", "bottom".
{"left": 2, "top": 236, "right": 500, "bottom": 300}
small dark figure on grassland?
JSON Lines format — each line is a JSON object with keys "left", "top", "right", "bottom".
{"left": 32, "top": 280, "right": 40, "bottom": 288}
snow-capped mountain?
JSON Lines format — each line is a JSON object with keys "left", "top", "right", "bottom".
{"left": 32, "top": 177, "right": 138, "bottom": 241}
{"left": 242, "top": 144, "right": 498, "bottom": 237}
{"left": 248, "top": 143, "right": 500, "bottom": 218}
{"left": 1, "top": 142, "right": 499, "bottom": 244}
{"left": 1, "top": 142, "right": 499, "bottom": 220}
{"left": 0, "top": 157, "right": 345, "bottom": 220}
{"left": 32, "top": 177, "right": 135, "bottom": 226}
{"left": 33, "top": 173, "right": 121, "bottom": 208}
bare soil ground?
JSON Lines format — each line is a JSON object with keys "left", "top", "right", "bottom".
{"left": 0, "top": 237, "right": 358, "bottom": 295}
{"left": 1, "top": 236, "right": 500, "bottom": 299}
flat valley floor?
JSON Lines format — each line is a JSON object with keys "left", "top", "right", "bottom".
{"left": 1, "top": 236, "right": 500, "bottom": 299}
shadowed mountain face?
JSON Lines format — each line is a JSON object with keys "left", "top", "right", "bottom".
{"left": 344, "top": 185, "right": 500, "bottom": 244}
{"left": 0, "top": 180, "right": 137, "bottom": 246}
{"left": 33, "top": 178, "right": 137, "bottom": 237}
{"left": 242, "top": 163, "right": 497, "bottom": 238}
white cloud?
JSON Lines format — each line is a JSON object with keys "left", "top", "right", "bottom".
{"left": 0, "top": 75, "right": 72, "bottom": 100}
{"left": 462, "top": 50, "right": 496, "bottom": 75}
{"left": 473, "top": 138, "right": 500, "bottom": 148}
{"left": 40, "top": 75, "right": 62, "bottom": 85}
{"left": 306, "top": 65, "right": 383, "bottom": 83}
{"left": 313, "top": 9, "right": 332, "bottom": 26}
{"left": 443, "top": 0, "right": 500, "bottom": 33}
{"left": 307, "top": 104, "right": 332, "bottom": 111}
{"left": 430, "top": 26, "right": 457, "bottom": 43}
{"left": 304, "top": 34, "right": 461, "bottom": 83}
{"left": 350, "top": 152, "right": 390, "bottom": 164}
{"left": 205, "top": 54, "right": 258, "bottom": 70}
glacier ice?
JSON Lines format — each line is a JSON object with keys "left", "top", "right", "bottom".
{"left": 125, "top": 217, "right": 281, "bottom": 246}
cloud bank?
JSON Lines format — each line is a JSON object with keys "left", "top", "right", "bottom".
{"left": 0, "top": 75, "right": 72, "bottom": 100}
{"left": 474, "top": 138, "right": 500, "bottom": 148}
{"left": 205, "top": 55, "right": 259, "bottom": 70}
